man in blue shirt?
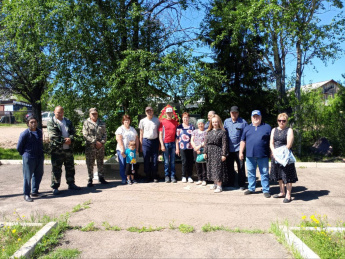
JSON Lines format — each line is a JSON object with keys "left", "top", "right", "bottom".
{"left": 224, "top": 106, "right": 247, "bottom": 190}
{"left": 240, "top": 110, "right": 271, "bottom": 198}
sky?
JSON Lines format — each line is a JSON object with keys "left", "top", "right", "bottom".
{"left": 182, "top": 2, "right": 345, "bottom": 86}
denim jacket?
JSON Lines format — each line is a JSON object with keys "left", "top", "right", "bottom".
{"left": 273, "top": 146, "right": 296, "bottom": 167}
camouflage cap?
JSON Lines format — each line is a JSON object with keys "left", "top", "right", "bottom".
{"left": 89, "top": 108, "right": 98, "bottom": 113}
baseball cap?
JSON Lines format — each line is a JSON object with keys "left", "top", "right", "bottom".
{"left": 251, "top": 110, "right": 261, "bottom": 116}
{"left": 166, "top": 107, "right": 173, "bottom": 113}
{"left": 230, "top": 106, "right": 239, "bottom": 113}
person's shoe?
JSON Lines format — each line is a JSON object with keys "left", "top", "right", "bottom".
{"left": 273, "top": 194, "right": 285, "bottom": 198}
{"left": 263, "top": 193, "right": 271, "bottom": 198}
{"left": 53, "top": 189, "right": 59, "bottom": 195}
{"left": 165, "top": 176, "right": 170, "bottom": 183}
{"left": 127, "top": 179, "right": 132, "bottom": 185}
{"left": 201, "top": 181, "right": 207, "bottom": 186}
{"left": 214, "top": 186, "right": 222, "bottom": 193}
{"left": 31, "top": 192, "right": 44, "bottom": 198}
{"left": 196, "top": 180, "right": 202, "bottom": 185}
{"left": 24, "top": 195, "right": 33, "bottom": 202}
{"left": 210, "top": 184, "right": 217, "bottom": 190}
{"left": 122, "top": 179, "right": 127, "bottom": 184}
{"left": 132, "top": 180, "right": 138, "bottom": 184}
{"left": 68, "top": 184, "right": 81, "bottom": 190}
{"left": 182, "top": 177, "right": 187, "bottom": 183}
{"left": 188, "top": 177, "right": 194, "bottom": 183}
{"left": 244, "top": 190, "right": 254, "bottom": 195}
{"left": 87, "top": 182, "right": 94, "bottom": 187}
{"left": 171, "top": 177, "right": 177, "bottom": 183}
{"left": 99, "top": 177, "right": 109, "bottom": 184}
{"left": 153, "top": 179, "right": 159, "bottom": 183}
{"left": 239, "top": 187, "right": 245, "bottom": 191}
{"left": 283, "top": 198, "right": 292, "bottom": 203}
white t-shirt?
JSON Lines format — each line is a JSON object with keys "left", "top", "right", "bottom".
{"left": 138, "top": 116, "right": 160, "bottom": 139}
{"left": 56, "top": 118, "right": 70, "bottom": 150}
{"left": 115, "top": 125, "right": 137, "bottom": 151}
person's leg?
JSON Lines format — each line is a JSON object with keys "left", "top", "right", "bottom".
{"left": 32, "top": 157, "right": 44, "bottom": 194}
{"left": 235, "top": 151, "right": 246, "bottom": 188}
{"left": 180, "top": 149, "right": 187, "bottom": 178}
{"left": 151, "top": 139, "right": 159, "bottom": 180}
{"left": 125, "top": 163, "right": 132, "bottom": 183}
{"left": 163, "top": 143, "right": 170, "bottom": 178}
{"left": 65, "top": 150, "right": 76, "bottom": 186}
{"left": 142, "top": 139, "right": 151, "bottom": 179}
{"left": 170, "top": 143, "right": 176, "bottom": 179}
{"left": 286, "top": 183, "right": 292, "bottom": 200}
{"left": 277, "top": 180, "right": 285, "bottom": 196}
{"left": 85, "top": 146, "right": 95, "bottom": 182}
{"left": 51, "top": 151, "right": 64, "bottom": 189}
{"left": 22, "top": 156, "right": 33, "bottom": 196}
{"left": 117, "top": 150, "right": 127, "bottom": 183}
{"left": 257, "top": 157, "right": 270, "bottom": 193}
{"left": 227, "top": 152, "right": 236, "bottom": 187}
{"left": 194, "top": 151, "right": 202, "bottom": 181}
{"left": 96, "top": 146, "right": 105, "bottom": 179}
{"left": 202, "top": 163, "right": 207, "bottom": 182}
{"left": 186, "top": 149, "right": 194, "bottom": 179}
{"left": 245, "top": 157, "right": 257, "bottom": 192}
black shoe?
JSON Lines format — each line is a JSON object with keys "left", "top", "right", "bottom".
{"left": 31, "top": 192, "right": 44, "bottom": 198}
{"left": 24, "top": 195, "right": 33, "bottom": 202}
{"left": 68, "top": 184, "right": 81, "bottom": 190}
{"left": 99, "top": 177, "right": 108, "bottom": 184}
{"left": 53, "top": 189, "right": 59, "bottom": 195}
{"left": 87, "top": 181, "right": 94, "bottom": 187}
{"left": 263, "top": 193, "right": 271, "bottom": 198}
{"left": 283, "top": 198, "right": 292, "bottom": 203}
{"left": 244, "top": 190, "right": 254, "bottom": 195}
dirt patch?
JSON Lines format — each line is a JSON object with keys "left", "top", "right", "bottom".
{"left": 0, "top": 126, "right": 48, "bottom": 149}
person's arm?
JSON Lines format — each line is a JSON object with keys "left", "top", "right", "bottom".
{"left": 175, "top": 137, "right": 179, "bottom": 155}
{"left": 203, "top": 133, "right": 208, "bottom": 159}
{"left": 159, "top": 131, "right": 165, "bottom": 151}
{"left": 17, "top": 131, "right": 26, "bottom": 156}
{"left": 239, "top": 141, "right": 246, "bottom": 160}
{"left": 83, "top": 120, "right": 96, "bottom": 144}
{"left": 100, "top": 121, "right": 107, "bottom": 144}
{"left": 116, "top": 133, "right": 125, "bottom": 155}
{"left": 135, "top": 135, "right": 139, "bottom": 154}
{"left": 269, "top": 128, "right": 275, "bottom": 153}
{"left": 286, "top": 128, "right": 294, "bottom": 149}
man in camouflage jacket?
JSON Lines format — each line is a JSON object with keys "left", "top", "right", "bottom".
{"left": 47, "top": 106, "right": 81, "bottom": 195}
{"left": 83, "top": 108, "right": 107, "bottom": 187}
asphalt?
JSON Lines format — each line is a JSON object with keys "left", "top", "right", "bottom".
{"left": 0, "top": 163, "right": 344, "bottom": 258}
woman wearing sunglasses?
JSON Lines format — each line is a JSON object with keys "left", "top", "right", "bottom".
{"left": 269, "top": 113, "right": 298, "bottom": 203}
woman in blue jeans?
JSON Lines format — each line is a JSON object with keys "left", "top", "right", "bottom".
{"left": 115, "top": 115, "right": 139, "bottom": 184}
{"left": 17, "top": 115, "right": 44, "bottom": 202}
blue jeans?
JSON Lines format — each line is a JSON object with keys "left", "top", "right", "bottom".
{"left": 163, "top": 142, "right": 176, "bottom": 178}
{"left": 246, "top": 157, "right": 270, "bottom": 193}
{"left": 117, "top": 150, "right": 127, "bottom": 182}
{"left": 23, "top": 156, "right": 44, "bottom": 195}
{"left": 142, "top": 138, "right": 159, "bottom": 180}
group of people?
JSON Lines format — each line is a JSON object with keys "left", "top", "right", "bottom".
{"left": 18, "top": 105, "right": 298, "bottom": 203}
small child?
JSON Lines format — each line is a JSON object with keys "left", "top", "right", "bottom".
{"left": 124, "top": 141, "right": 137, "bottom": 185}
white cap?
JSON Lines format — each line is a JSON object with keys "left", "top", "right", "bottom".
{"left": 166, "top": 107, "right": 173, "bottom": 112}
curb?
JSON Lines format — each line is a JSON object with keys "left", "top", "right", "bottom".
{"left": 9, "top": 221, "right": 58, "bottom": 259}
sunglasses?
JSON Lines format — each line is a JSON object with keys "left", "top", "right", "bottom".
{"left": 277, "top": 120, "right": 286, "bottom": 123}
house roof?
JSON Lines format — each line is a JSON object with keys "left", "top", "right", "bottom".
{"left": 289, "top": 79, "right": 341, "bottom": 93}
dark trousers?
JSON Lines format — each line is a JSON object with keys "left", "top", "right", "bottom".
{"left": 51, "top": 149, "right": 76, "bottom": 189}
{"left": 142, "top": 138, "right": 159, "bottom": 180}
{"left": 23, "top": 156, "right": 44, "bottom": 195}
{"left": 180, "top": 149, "right": 194, "bottom": 178}
{"left": 193, "top": 151, "right": 207, "bottom": 181}
{"left": 227, "top": 151, "right": 246, "bottom": 187}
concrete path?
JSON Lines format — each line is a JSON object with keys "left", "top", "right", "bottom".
{"left": 1, "top": 164, "right": 344, "bottom": 258}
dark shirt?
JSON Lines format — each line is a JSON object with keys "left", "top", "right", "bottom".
{"left": 241, "top": 123, "right": 271, "bottom": 158}
{"left": 17, "top": 128, "right": 44, "bottom": 159}
{"left": 224, "top": 117, "right": 248, "bottom": 152}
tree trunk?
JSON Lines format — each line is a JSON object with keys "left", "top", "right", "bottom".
{"left": 294, "top": 39, "right": 303, "bottom": 156}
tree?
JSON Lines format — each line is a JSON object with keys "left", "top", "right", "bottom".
{"left": 0, "top": 0, "right": 55, "bottom": 128}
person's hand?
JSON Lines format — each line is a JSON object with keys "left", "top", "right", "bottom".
{"left": 175, "top": 148, "right": 180, "bottom": 156}
{"left": 204, "top": 154, "right": 207, "bottom": 159}
{"left": 197, "top": 150, "right": 200, "bottom": 154}
{"left": 136, "top": 150, "right": 139, "bottom": 155}
{"left": 239, "top": 152, "right": 244, "bottom": 160}
{"left": 161, "top": 145, "right": 166, "bottom": 152}
{"left": 64, "top": 138, "right": 71, "bottom": 145}
{"left": 221, "top": 156, "right": 226, "bottom": 162}
{"left": 121, "top": 152, "right": 126, "bottom": 158}
{"left": 95, "top": 141, "right": 103, "bottom": 149}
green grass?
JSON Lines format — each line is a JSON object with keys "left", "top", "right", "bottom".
{"left": 127, "top": 226, "right": 164, "bottom": 233}
{"left": 201, "top": 223, "right": 266, "bottom": 234}
{"left": 178, "top": 224, "right": 194, "bottom": 233}
{"left": 102, "top": 222, "right": 121, "bottom": 231}
{"left": 80, "top": 222, "right": 99, "bottom": 232}
{"left": 0, "top": 147, "right": 22, "bottom": 159}
{"left": 0, "top": 224, "right": 41, "bottom": 258}
{"left": 72, "top": 200, "right": 92, "bottom": 213}
{"left": 37, "top": 248, "right": 81, "bottom": 259}
{"left": 0, "top": 123, "right": 26, "bottom": 127}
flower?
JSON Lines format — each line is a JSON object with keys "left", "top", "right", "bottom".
{"left": 12, "top": 229, "right": 16, "bottom": 234}
{"left": 302, "top": 216, "right": 306, "bottom": 220}
{"left": 18, "top": 238, "right": 21, "bottom": 241}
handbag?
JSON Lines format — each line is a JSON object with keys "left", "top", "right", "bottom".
{"left": 196, "top": 148, "right": 206, "bottom": 163}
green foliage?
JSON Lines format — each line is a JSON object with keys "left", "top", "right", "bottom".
{"left": 126, "top": 226, "right": 164, "bottom": 233}
{"left": 80, "top": 222, "right": 99, "bottom": 232}
{"left": 201, "top": 223, "right": 265, "bottom": 234}
{"left": 0, "top": 148, "right": 21, "bottom": 159}
{"left": 178, "top": 224, "right": 194, "bottom": 234}
{"left": 102, "top": 222, "right": 121, "bottom": 231}
{"left": 37, "top": 248, "right": 81, "bottom": 259}
{"left": 13, "top": 107, "right": 28, "bottom": 123}
{"left": 71, "top": 200, "right": 91, "bottom": 213}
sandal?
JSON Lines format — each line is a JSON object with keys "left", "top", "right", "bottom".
{"left": 273, "top": 194, "right": 285, "bottom": 198}
{"left": 283, "top": 198, "right": 292, "bottom": 203}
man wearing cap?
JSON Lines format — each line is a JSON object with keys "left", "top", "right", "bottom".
{"left": 159, "top": 107, "right": 179, "bottom": 183}
{"left": 224, "top": 106, "right": 248, "bottom": 190}
{"left": 47, "top": 106, "right": 81, "bottom": 195}
{"left": 204, "top": 110, "right": 215, "bottom": 129}
{"left": 83, "top": 108, "right": 108, "bottom": 187}
{"left": 239, "top": 110, "right": 271, "bottom": 198}
{"left": 139, "top": 107, "right": 160, "bottom": 182}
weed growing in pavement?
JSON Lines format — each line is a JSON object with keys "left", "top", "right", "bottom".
{"left": 178, "top": 224, "right": 194, "bottom": 234}
{"left": 102, "top": 222, "right": 121, "bottom": 231}
{"left": 201, "top": 223, "right": 266, "bottom": 234}
{"left": 81, "top": 222, "right": 99, "bottom": 232}
{"left": 37, "top": 248, "right": 81, "bottom": 259}
{"left": 169, "top": 220, "right": 177, "bottom": 230}
{"left": 202, "top": 223, "right": 226, "bottom": 232}
{"left": 127, "top": 226, "right": 164, "bottom": 233}
{"left": 72, "top": 200, "right": 92, "bottom": 213}
{"left": 293, "top": 214, "right": 345, "bottom": 258}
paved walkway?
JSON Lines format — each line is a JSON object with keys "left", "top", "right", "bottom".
{"left": 0, "top": 163, "right": 344, "bottom": 258}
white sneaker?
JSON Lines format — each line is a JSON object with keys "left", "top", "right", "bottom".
{"left": 195, "top": 180, "right": 202, "bottom": 185}
{"left": 214, "top": 186, "right": 222, "bottom": 193}
{"left": 188, "top": 177, "right": 194, "bottom": 183}
{"left": 202, "top": 181, "right": 207, "bottom": 186}
{"left": 182, "top": 177, "right": 187, "bottom": 183}
{"left": 210, "top": 184, "right": 217, "bottom": 190}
